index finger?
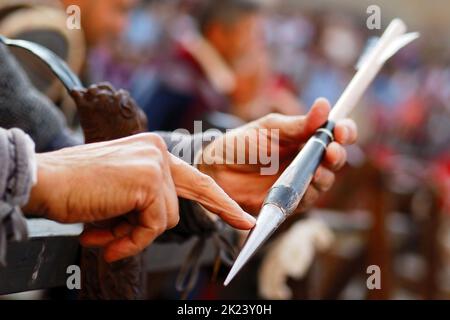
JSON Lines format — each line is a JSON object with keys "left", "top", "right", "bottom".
{"left": 169, "top": 154, "right": 256, "bottom": 230}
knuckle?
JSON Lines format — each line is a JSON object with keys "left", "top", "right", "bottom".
{"left": 198, "top": 172, "right": 215, "bottom": 188}
{"left": 134, "top": 132, "right": 165, "bottom": 148}
{"left": 147, "top": 133, "right": 167, "bottom": 151}
{"left": 135, "top": 137, "right": 165, "bottom": 163}
{"left": 134, "top": 189, "right": 148, "bottom": 207}
{"left": 262, "top": 112, "right": 281, "bottom": 123}
{"left": 142, "top": 159, "right": 164, "bottom": 183}
{"left": 131, "top": 132, "right": 151, "bottom": 143}
{"left": 153, "top": 222, "right": 167, "bottom": 235}
{"left": 167, "top": 213, "right": 180, "bottom": 229}
{"left": 145, "top": 222, "right": 165, "bottom": 238}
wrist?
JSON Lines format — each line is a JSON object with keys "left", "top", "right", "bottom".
{"left": 21, "top": 153, "right": 53, "bottom": 218}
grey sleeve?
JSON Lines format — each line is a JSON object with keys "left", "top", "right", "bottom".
{"left": 0, "top": 43, "right": 79, "bottom": 152}
{"left": 0, "top": 127, "right": 34, "bottom": 266}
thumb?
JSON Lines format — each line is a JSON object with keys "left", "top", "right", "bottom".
{"left": 169, "top": 153, "right": 256, "bottom": 230}
{"left": 259, "top": 98, "right": 331, "bottom": 142}
{"left": 303, "top": 98, "right": 331, "bottom": 136}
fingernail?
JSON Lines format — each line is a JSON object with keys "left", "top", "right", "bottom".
{"left": 314, "top": 97, "right": 327, "bottom": 105}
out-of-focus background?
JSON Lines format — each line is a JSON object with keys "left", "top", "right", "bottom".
{"left": 0, "top": 0, "right": 449, "bottom": 299}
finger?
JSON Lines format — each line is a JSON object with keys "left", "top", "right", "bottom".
{"left": 161, "top": 153, "right": 180, "bottom": 229}
{"left": 303, "top": 98, "right": 332, "bottom": 136}
{"left": 311, "top": 166, "right": 336, "bottom": 192}
{"left": 80, "top": 221, "right": 133, "bottom": 247}
{"left": 169, "top": 154, "right": 256, "bottom": 230}
{"left": 104, "top": 185, "right": 169, "bottom": 262}
{"left": 298, "top": 186, "right": 320, "bottom": 211}
{"left": 334, "top": 119, "right": 358, "bottom": 145}
{"left": 323, "top": 142, "right": 347, "bottom": 171}
{"left": 80, "top": 229, "right": 113, "bottom": 247}
{"left": 259, "top": 98, "right": 331, "bottom": 142}
{"left": 103, "top": 225, "right": 160, "bottom": 262}
{"left": 162, "top": 181, "right": 180, "bottom": 230}
{"left": 104, "top": 199, "right": 167, "bottom": 262}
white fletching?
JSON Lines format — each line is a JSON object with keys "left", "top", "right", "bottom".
{"left": 329, "top": 19, "right": 419, "bottom": 122}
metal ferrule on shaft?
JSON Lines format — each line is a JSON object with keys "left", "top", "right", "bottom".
{"left": 263, "top": 121, "right": 335, "bottom": 216}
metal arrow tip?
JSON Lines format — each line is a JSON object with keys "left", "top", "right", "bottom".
{"left": 224, "top": 204, "right": 286, "bottom": 286}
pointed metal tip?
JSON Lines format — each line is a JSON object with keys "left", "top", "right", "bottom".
{"left": 223, "top": 204, "right": 286, "bottom": 286}
{"left": 223, "top": 272, "right": 234, "bottom": 287}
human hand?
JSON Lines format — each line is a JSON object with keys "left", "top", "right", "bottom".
{"left": 197, "top": 98, "right": 358, "bottom": 214}
{"left": 23, "top": 133, "right": 255, "bottom": 262}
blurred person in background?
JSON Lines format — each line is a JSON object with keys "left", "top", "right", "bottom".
{"left": 137, "top": 0, "right": 302, "bottom": 132}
